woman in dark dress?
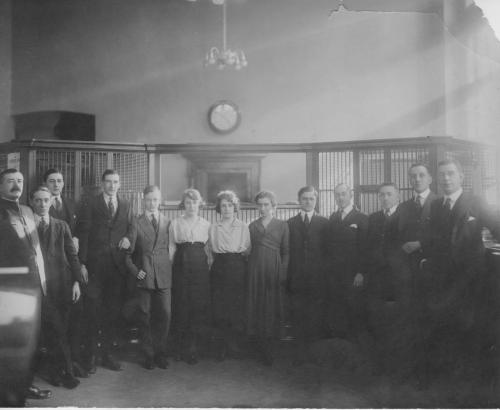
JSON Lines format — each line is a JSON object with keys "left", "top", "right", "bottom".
{"left": 208, "top": 190, "right": 251, "bottom": 360}
{"left": 169, "top": 188, "right": 211, "bottom": 364}
{"left": 247, "top": 190, "right": 289, "bottom": 365}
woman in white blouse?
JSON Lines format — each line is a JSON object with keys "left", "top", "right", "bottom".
{"left": 208, "top": 190, "right": 251, "bottom": 361}
{"left": 169, "top": 188, "right": 211, "bottom": 365}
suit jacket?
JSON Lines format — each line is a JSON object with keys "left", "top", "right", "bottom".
{"left": 287, "top": 212, "right": 329, "bottom": 294}
{"left": 126, "top": 213, "right": 172, "bottom": 289}
{"left": 49, "top": 196, "right": 78, "bottom": 235}
{"left": 38, "top": 216, "right": 82, "bottom": 304}
{"left": 77, "top": 193, "right": 132, "bottom": 273}
{"left": 423, "top": 193, "right": 500, "bottom": 316}
{"left": 398, "top": 192, "right": 438, "bottom": 245}
{"left": 327, "top": 207, "right": 368, "bottom": 283}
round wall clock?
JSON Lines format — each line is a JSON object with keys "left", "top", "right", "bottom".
{"left": 207, "top": 100, "right": 241, "bottom": 134}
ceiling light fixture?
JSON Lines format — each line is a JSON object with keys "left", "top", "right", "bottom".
{"left": 205, "top": 0, "right": 247, "bottom": 70}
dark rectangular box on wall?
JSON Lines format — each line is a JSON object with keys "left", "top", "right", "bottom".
{"left": 12, "top": 110, "right": 95, "bottom": 141}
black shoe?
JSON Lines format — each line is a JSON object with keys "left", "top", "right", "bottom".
{"left": 72, "top": 361, "right": 89, "bottom": 378}
{"left": 26, "top": 385, "right": 52, "bottom": 400}
{"left": 48, "top": 371, "right": 63, "bottom": 387}
{"left": 61, "top": 373, "right": 80, "bottom": 389}
{"left": 102, "top": 354, "right": 122, "bottom": 371}
{"left": 144, "top": 356, "right": 155, "bottom": 370}
{"left": 156, "top": 355, "right": 169, "bottom": 369}
{"left": 83, "top": 355, "right": 97, "bottom": 374}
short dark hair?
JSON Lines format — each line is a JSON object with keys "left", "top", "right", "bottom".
{"left": 43, "top": 168, "right": 63, "bottom": 182}
{"left": 408, "top": 162, "right": 431, "bottom": 175}
{"left": 101, "top": 169, "right": 120, "bottom": 181}
{"left": 215, "top": 190, "right": 240, "bottom": 214}
{"left": 255, "top": 190, "right": 277, "bottom": 207}
{"left": 437, "top": 158, "right": 464, "bottom": 174}
{"left": 0, "top": 168, "right": 20, "bottom": 183}
{"left": 378, "top": 182, "right": 399, "bottom": 192}
{"left": 297, "top": 186, "right": 318, "bottom": 200}
{"left": 179, "top": 188, "right": 205, "bottom": 210}
{"left": 143, "top": 185, "right": 161, "bottom": 197}
{"left": 30, "top": 185, "right": 51, "bottom": 200}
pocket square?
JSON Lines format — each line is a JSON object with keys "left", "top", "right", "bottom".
{"left": 467, "top": 216, "right": 476, "bottom": 222}
{"left": 349, "top": 224, "right": 358, "bottom": 229}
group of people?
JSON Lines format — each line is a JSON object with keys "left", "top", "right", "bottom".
{"left": 0, "top": 157, "right": 499, "bottom": 404}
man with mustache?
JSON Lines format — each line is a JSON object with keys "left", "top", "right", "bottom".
{"left": 0, "top": 168, "right": 51, "bottom": 404}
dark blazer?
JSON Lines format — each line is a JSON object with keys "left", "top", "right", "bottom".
{"left": 327, "top": 207, "right": 368, "bottom": 282}
{"left": 126, "top": 213, "right": 172, "bottom": 289}
{"left": 423, "top": 193, "right": 500, "bottom": 317}
{"left": 39, "top": 216, "right": 82, "bottom": 304}
{"left": 397, "top": 192, "right": 439, "bottom": 246}
{"left": 287, "top": 212, "right": 329, "bottom": 293}
{"left": 78, "top": 193, "right": 132, "bottom": 271}
{"left": 49, "top": 196, "right": 78, "bottom": 235}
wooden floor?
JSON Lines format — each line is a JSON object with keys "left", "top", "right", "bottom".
{"left": 26, "top": 340, "right": 500, "bottom": 408}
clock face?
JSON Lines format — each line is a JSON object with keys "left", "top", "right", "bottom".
{"left": 208, "top": 101, "right": 241, "bottom": 134}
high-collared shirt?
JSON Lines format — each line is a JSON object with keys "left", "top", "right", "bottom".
{"left": 443, "top": 187, "right": 463, "bottom": 210}
{"left": 300, "top": 210, "right": 314, "bottom": 223}
{"left": 145, "top": 210, "right": 159, "bottom": 223}
{"left": 103, "top": 193, "right": 117, "bottom": 210}
{"left": 34, "top": 214, "right": 50, "bottom": 227}
{"left": 169, "top": 215, "right": 210, "bottom": 244}
{"left": 339, "top": 203, "right": 353, "bottom": 219}
{"left": 414, "top": 188, "right": 431, "bottom": 203}
{"left": 384, "top": 204, "right": 399, "bottom": 217}
{"left": 209, "top": 218, "right": 251, "bottom": 254}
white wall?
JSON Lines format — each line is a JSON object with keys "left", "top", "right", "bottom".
{"left": 0, "top": 0, "right": 12, "bottom": 142}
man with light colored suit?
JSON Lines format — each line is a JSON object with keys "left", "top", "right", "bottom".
{"left": 125, "top": 185, "right": 172, "bottom": 370}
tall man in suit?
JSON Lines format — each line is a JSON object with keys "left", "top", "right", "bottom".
{"left": 43, "top": 168, "right": 88, "bottom": 378}
{"left": 326, "top": 183, "right": 368, "bottom": 341}
{"left": 365, "top": 182, "right": 412, "bottom": 377}
{"left": 0, "top": 169, "right": 51, "bottom": 402}
{"left": 396, "top": 163, "right": 438, "bottom": 385}
{"left": 30, "top": 186, "right": 83, "bottom": 389}
{"left": 287, "top": 186, "right": 329, "bottom": 364}
{"left": 78, "top": 169, "right": 132, "bottom": 372}
{"left": 125, "top": 186, "right": 172, "bottom": 370}
{"left": 422, "top": 159, "right": 500, "bottom": 382}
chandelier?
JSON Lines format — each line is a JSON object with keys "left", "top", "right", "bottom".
{"left": 204, "top": 0, "right": 247, "bottom": 70}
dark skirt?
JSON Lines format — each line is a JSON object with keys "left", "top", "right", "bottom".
{"left": 210, "top": 253, "right": 247, "bottom": 334}
{"left": 171, "top": 243, "right": 210, "bottom": 335}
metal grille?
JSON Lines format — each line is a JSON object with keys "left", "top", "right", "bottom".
{"left": 391, "top": 148, "right": 429, "bottom": 202}
{"left": 113, "top": 152, "right": 148, "bottom": 192}
{"left": 34, "top": 150, "right": 76, "bottom": 198}
{"left": 359, "top": 149, "right": 385, "bottom": 215}
{"left": 80, "top": 151, "right": 108, "bottom": 189}
{"left": 480, "top": 148, "right": 497, "bottom": 205}
{"left": 318, "top": 151, "right": 354, "bottom": 216}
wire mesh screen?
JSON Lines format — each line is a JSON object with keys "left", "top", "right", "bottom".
{"left": 34, "top": 150, "right": 76, "bottom": 198}
{"left": 113, "top": 152, "right": 148, "bottom": 192}
{"left": 318, "top": 151, "right": 354, "bottom": 216}
{"left": 480, "top": 148, "right": 497, "bottom": 205}
{"left": 358, "top": 149, "right": 385, "bottom": 214}
{"left": 80, "top": 151, "right": 108, "bottom": 190}
{"left": 391, "top": 148, "right": 430, "bottom": 202}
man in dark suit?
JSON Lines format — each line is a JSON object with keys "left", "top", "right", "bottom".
{"left": 287, "top": 186, "right": 329, "bottom": 364}
{"left": 326, "top": 183, "right": 368, "bottom": 341}
{"left": 30, "top": 186, "right": 84, "bottom": 389}
{"left": 78, "top": 169, "right": 132, "bottom": 372}
{"left": 422, "top": 159, "right": 500, "bottom": 383}
{"left": 125, "top": 185, "right": 172, "bottom": 370}
{"left": 396, "top": 163, "right": 438, "bottom": 385}
{"left": 43, "top": 168, "right": 88, "bottom": 378}
{"left": 0, "top": 169, "right": 51, "bottom": 402}
{"left": 365, "top": 182, "right": 412, "bottom": 377}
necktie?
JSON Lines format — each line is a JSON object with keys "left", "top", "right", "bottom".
{"left": 304, "top": 213, "right": 310, "bottom": 225}
{"left": 415, "top": 195, "right": 423, "bottom": 209}
{"left": 151, "top": 214, "right": 158, "bottom": 231}
{"left": 108, "top": 198, "right": 115, "bottom": 218}
{"left": 54, "top": 197, "right": 62, "bottom": 211}
{"left": 443, "top": 197, "right": 452, "bottom": 212}
{"left": 384, "top": 209, "right": 391, "bottom": 219}
{"left": 38, "top": 217, "right": 48, "bottom": 239}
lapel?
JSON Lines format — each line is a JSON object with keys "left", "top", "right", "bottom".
{"left": 420, "top": 192, "right": 437, "bottom": 222}
{"left": 451, "top": 193, "right": 470, "bottom": 244}
{"left": 342, "top": 209, "right": 355, "bottom": 224}
{"left": 97, "top": 194, "right": 110, "bottom": 218}
{"left": 46, "top": 216, "right": 56, "bottom": 253}
{"left": 139, "top": 213, "right": 156, "bottom": 243}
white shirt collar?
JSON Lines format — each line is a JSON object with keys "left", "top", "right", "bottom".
{"left": 340, "top": 203, "right": 353, "bottom": 215}
{"left": 300, "top": 210, "right": 314, "bottom": 221}
{"left": 444, "top": 187, "right": 463, "bottom": 209}
{"left": 414, "top": 188, "right": 431, "bottom": 201}
{"left": 103, "top": 193, "right": 117, "bottom": 203}
{"left": 35, "top": 214, "right": 50, "bottom": 225}
{"left": 384, "top": 204, "right": 399, "bottom": 216}
{"left": 145, "top": 210, "right": 159, "bottom": 220}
